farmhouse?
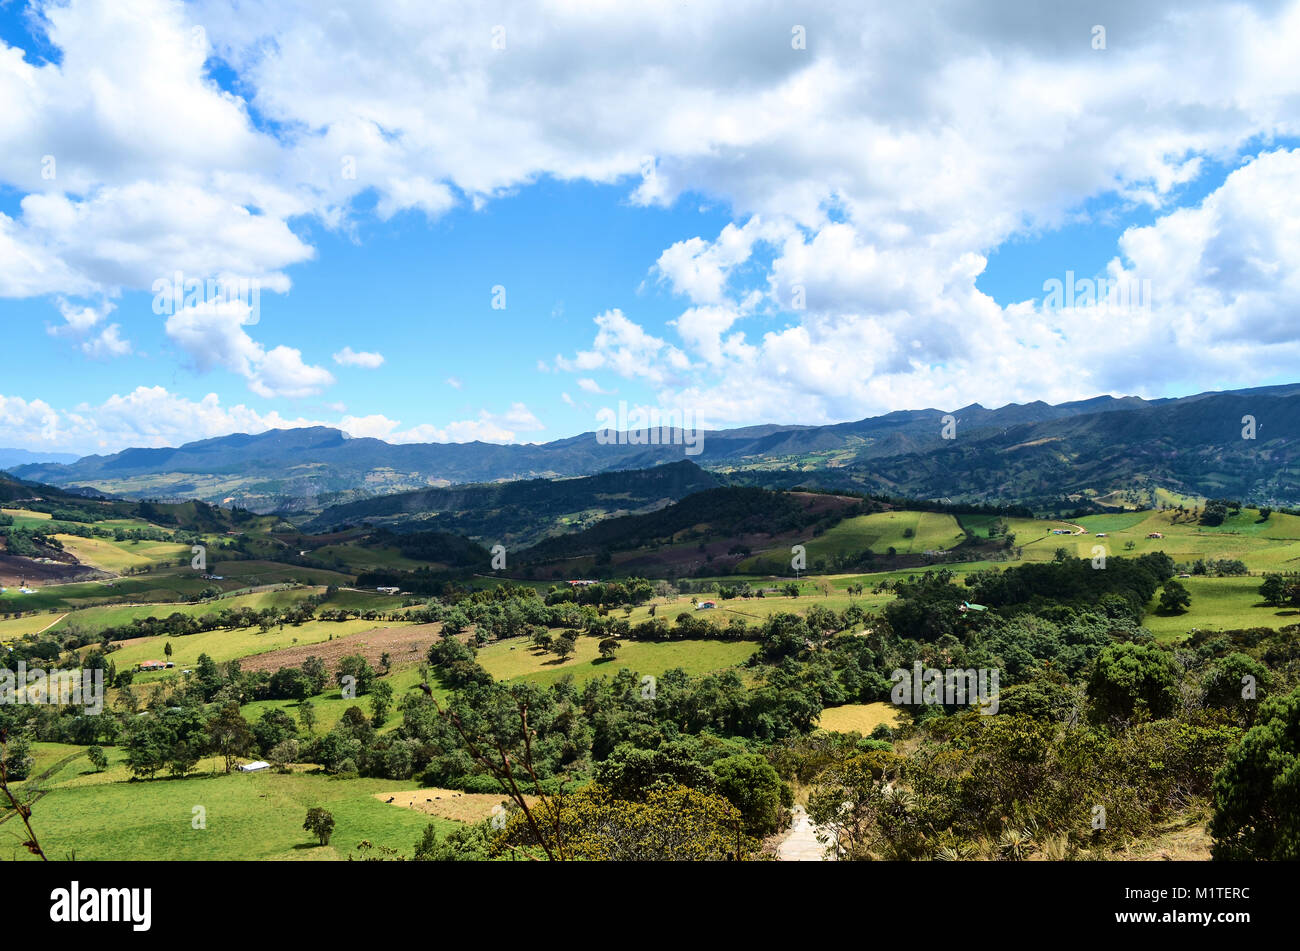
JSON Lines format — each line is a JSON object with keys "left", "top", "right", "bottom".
{"left": 136, "top": 660, "right": 175, "bottom": 671}
{"left": 568, "top": 579, "right": 597, "bottom": 586}
{"left": 1147, "top": 532, "right": 1164, "bottom": 539}
{"left": 959, "top": 601, "right": 988, "bottom": 613}
{"left": 376, "top": 586, "right": 400, "bottom": 595}
{"left": 237, "top": 761, "right": 270, "bottom": 772}
{"left": 696, "top": 600, "right": 716, "bottom": 610}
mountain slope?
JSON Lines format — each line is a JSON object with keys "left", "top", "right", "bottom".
{"left": 12, "top": 382, "right": 1300, "bottom": 509}
{"left": 304, "top": 459, "right": 723, "bottom": 546}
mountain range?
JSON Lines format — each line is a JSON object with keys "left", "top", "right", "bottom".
{"left": 7, "top": 382, "right": 1300, "bottom": 512}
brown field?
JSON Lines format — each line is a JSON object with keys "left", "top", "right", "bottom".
{"left": 237, "top": 622, "right": 444, "bottom": 674}
{"left": 374, "top": 788, "right": 535, "bottom": 823}
{"left": 0, "top": 552, "right": 107, "bottom": 587}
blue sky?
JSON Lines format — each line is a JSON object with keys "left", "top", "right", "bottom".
{"left": 3, "top": 0, "right": 1300, "bottom": 455}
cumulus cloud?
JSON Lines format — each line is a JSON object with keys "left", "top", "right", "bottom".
{"left": 0, "top": 386, "right": 546, "bottom": 454}
{"left": 556, "top": 147, "right": 1300, "bottom": 426}
{"left": 164, "top": 299, "right": 335, "bottom": 398}
{"left": 337, "top": 402, "right": 544, "bottom": 444}
{"left": 6, "top": 0, "right": 1300, "bottom": 434}
{"left": 47, "top": 298, "right": 133, "bottom": 358}
{"left": 333, "top": 347, "right": 385, "bottom": 369}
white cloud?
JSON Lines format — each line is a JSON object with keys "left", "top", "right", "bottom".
{"left": 559, "top": 148, "right": 1300, "bottom": 426}
{"left": 165, "top": 299, "right": 335, "bottom": 398}
{"left": 340, "top": 402, "right": 544, "bottom": 444}
{"left": 333, "top": 347, "right": 385, "bottom": 369}
{"left": 46, "top": 298, "right": 133, "bottom": 359}
{"left": 82, "top": 323, "right": 133, "bottom": 359}
{"left": 0, "top": 387, "right": 546, "bottom": 454}
{"left": 6, "top": 0, "right": 1300, "bottom": 433}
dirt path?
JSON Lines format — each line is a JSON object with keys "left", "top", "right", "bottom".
{"left": 33, "top": 613, "right": 68, "bottom": 634}
{"left": 777, "top": 805, "right": 835, "bottom": 861}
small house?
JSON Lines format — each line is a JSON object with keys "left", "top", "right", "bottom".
{"left": 237, "top": 761, "right": 270, "bottom": 772}
{"left": 1147, "top": 532, "right": 1164, "bottom": 539}
{"left": 696, "top": 601, "right": 716, "bottom": 610}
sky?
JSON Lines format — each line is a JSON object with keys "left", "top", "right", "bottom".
{"left": 2, "top": 0, "right": 1300, "bottom": 457}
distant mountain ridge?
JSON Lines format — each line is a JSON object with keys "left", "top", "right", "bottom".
{"left": 0, "top": 448, "right": 80, "bottom": 469}
{"left": 11, "top": 382, "right": 1300, "bottom": 509}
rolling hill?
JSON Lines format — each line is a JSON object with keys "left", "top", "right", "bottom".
{"left": 303, "top": 458, "right": 722, "bottom": 545}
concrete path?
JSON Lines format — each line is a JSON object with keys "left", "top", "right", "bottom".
{"left": 777, "top": 805, "right": 835, "bottom": 861}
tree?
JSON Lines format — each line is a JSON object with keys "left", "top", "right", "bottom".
{"left": 370, "top": 680, "right": 394, "bottom": 726}
{"left": 268, "top": 739, "right": 300, "bottom": 772}
{"left": 87, "top": 745, "right": 108, "bottom": 772}
{"left": 1211, "top": 686, "right": 1300, "bottom": 859}
{"left": 253, "top": 708, "right": 297, "bottom": 755}
{"left": 413, "top": 821, "right": 493, "bottom": 861}
{"left": 301, "top": 656, "right": 329, "bottom": 695}
{"left": 553, "top": 634, "right": 577, "bottom": 662}
{"left": 1259, "top": 574, "right": 1289, "bottom": 608}
{"left": 303, "top": 807, "right": 335, "bottom": 846}
{"left": 298, "top": 700, "right": 317, "bottom": 735}
{"left": 1201, "top": 498, "right": 1230, "bottom": 526}
{"left": 163, "top": 641, "right": 173, "bottom": 660}
{"left": 1202, "top": 652, "right": 1268, "bottom": 720}
{"left": 807, "top": 750, "right": 908, "bottom": 859}
{"left": 168, "top": 740, "right": 200, "bottom": 778}
{"left": 207, "top": 703, "right": 254, "bottom": 774}
{"left": 1087, "top": 642, "right": 1181, "bottom": 724}
{"left": 336, "top": 654, "right": 377, "bottom": 696}
{"left": 0, "top": 735, "right": 34, "bottom": 782}
{"left": 1158, "top": 579, "right": 1191, "bottom": 614}
{"left": 498, "top": 784, "right": 745, "bottom": 861}
{"left": 709, "top": 753, "right": 785, "bottom": 837}
{"left": 597, "top": 638, "right": 621, "bottom": 660}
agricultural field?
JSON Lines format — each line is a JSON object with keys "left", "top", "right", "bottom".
{"left": 46, "top": 585, "right": 404, "bottom": 640}
{"left": 303, "top": 543, "right": 428, "bottom": 573}
{"left": 796, "top": 510, "right": 967, "bottom": 560}
{"left": 6, "top": 497, "right": 1300, "bottom": 869}
{"left": 240, "top": 664, "right": 443, "bottom": 737}
{"left": 1, "top": 571, "right": 229, "bottom": 613}
{"left": 106, "top": 617, "right": 408, "bottom": 675}
{"left": 475, "top": 634, "right": 757, "bottom": 688}
{"left": 0, "top": 611, "right": 68, "bottom": 640}
{"left": 1027, "top": 509, "right": 1300, "bottom": 571}
{"left": 52, "top": 534, "right": 192, "bottom": 573}
{"left": 0, "top": 508, "right": 54, "bottom": 528}
{"left": 4, "top": 743, "right": 454, "bottom": 861}
{"left": 237, "top": 634, "right": 756, "bottom": 738}
{"left": 1142, "top": 575, "right": 1300, "bottom": 641}
{"left": 816, "top": 702, "right": 903, "bottom": 735}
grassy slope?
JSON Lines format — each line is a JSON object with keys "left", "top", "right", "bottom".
{"left": 108, "top": 617, "right": 407, "bottom": 672}
{"left": 6, "top": 745, "right": 453, "bottom": 861}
